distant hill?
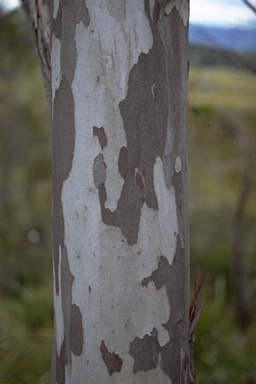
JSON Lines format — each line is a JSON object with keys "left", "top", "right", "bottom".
{"left": 189, "top": 23, "right": 256, "bottom": 53}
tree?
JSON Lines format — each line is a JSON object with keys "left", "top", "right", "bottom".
{"left": 24, "top": 0, "right": 193, "bottom": 382}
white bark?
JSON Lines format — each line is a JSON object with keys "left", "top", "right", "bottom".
{"left": 50, "top": 1, "right": 190, "bottom": 382}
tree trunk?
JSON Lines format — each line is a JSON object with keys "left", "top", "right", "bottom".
{"left": 34, "top": 0, "right": 191, "bottom": 382}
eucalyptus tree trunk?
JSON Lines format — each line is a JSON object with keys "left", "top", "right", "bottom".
{"left": 24, "top": 0, "right": 191, "bottom": 382}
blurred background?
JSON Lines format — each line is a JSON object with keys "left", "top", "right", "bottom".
{"left": 0, "top": 1, "right": 255, "bottom": 383}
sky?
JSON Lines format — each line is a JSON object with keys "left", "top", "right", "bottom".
{"left": 190, "top": 0, "right": 256, "bottom": 27}
{"left": 0, "top": 0, "right": 256, "bottom": 28}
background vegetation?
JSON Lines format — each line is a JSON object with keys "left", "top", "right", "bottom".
{"left": 0, "top": 7, "right": 255, "bottom": 383}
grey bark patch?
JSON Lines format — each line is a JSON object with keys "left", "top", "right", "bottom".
{"left": 60, "top": 22, "right": 76, "bottom": 84}
{"left": 52, "top": 1, "right": 62, "bottom": 39}
{"left": 149, "top": 0, "right": 161, "bottom": 24}
{"left": 98, "top": 182, "right": 143, "bottom": 244}
{"left": 118, "top": 146, "right": 128, "bottom": 179}
{"left": 158, "top": 7, "right": 189, "bottom": 190}
{"left": 70, "top": 304, "right": 84, "bottom": 356}
{"left": 52, "top": 77, "right": 75, "bottom": 294}
{"left": 107, "top": 0, "right": 125, "bottom": 20}
{"left": 52, "top": 0, "right": 90, "bottom": 77}
{"left": 74, "top": 1, "right": 90, "bottom": 28}
{"left": 93, "top": 126, "right": 108, "bottom": 150}
{"left": 141, "top": 240, "right": 189, "bottom": 382}
{"left": 100, "top": 340, "right": 123, "bottom": 375}
{"left": 58, "top": 1, "right": 90, "bottom": 84}
{"left": 133, "top": 9, "right": 190, "bottom": 381}
{"left": 55, "top": 338, "right": 67, "bottom": 384}
{"left": 61, "top": 246, "right": 74, "bottom": 367}
{"left": 129, "top": 328, "right": 160, "bottom": 374}
{"left": 96, "top": 20, "right": 168, "bottom": 245}
{"left": 119, "top": 29, "right": 168, "bottom": 212}
{"left": 93, "top": 154, "right": 106, "bottom": 188}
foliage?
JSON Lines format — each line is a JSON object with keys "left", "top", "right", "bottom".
{"left": 0, "top": 8, "right": 255, "bottom": 383}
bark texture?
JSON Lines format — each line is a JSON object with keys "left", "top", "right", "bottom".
{"left": 22, "top": 0, "right": 51, "bottom": 102}
{"left": 50, "top": 0, "right": 191, "bottom": 382}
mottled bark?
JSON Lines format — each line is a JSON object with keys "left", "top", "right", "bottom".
{"left": 30, "top": 0, "right": 192, "bottom": 382}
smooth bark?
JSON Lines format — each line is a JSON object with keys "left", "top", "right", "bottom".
{"left": 30, "top": 0, "right": 192, "bottom": 382}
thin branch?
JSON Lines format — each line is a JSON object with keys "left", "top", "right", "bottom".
{"left": 10, "top": 350, "right": 33, "bottom": 358}
{"left": 194, "top": 25, "right": 256, "bottom": 75}
{"left": 22, "top": 0, "right": 51, "bottom": 103}
{"left": 242, "top": 0, "right": 256, "bottom": 14}
{"left": 0, "top": 339, "right": 6, "bottom": 352}
{"left": 188, "top": 266, "right": 205, "bottom": 383}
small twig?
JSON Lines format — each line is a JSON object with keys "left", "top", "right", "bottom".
{"left": 187, "top": 266, "right": 205, "bottom": 383}
{"left": 189, "top": 266, "right": 205, "bottom": 333}
{"left": 10, "top": 350, "right": 33, "bottom": 358}
{"left": 0, "top": 339, "right": 33, "bottom": 359}
{"left": 194, "top": 25, "right": 256, "bottom": 75}
{"left": 0, "top": 339, "right": 6, "bottom": 353}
